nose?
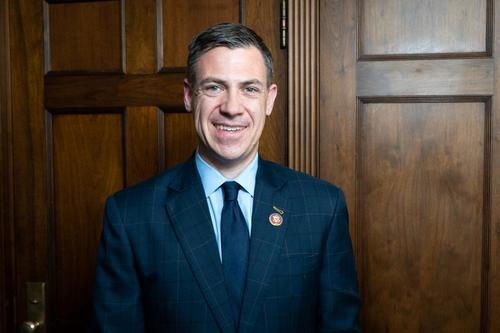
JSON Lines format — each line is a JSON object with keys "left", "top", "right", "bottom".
{"left": 220, "top": 89, "right": 242, "bottom": 116}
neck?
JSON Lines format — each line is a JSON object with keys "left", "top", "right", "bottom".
{"left": 198, "top": 150, "right": 257, "bottom": 179}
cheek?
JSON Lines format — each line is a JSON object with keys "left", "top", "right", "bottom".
{"left": 192, "top": 106, "right": 206, "bottom": 138}
{"left": 251, "top": 105, "right": 269, "bottom": 128}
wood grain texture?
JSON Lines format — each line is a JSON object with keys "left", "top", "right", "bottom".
{"left": 47, "top": 1, "right": 122, "bottom": 72}
{"left": 126, "top": 107, "right": 160, "bottom": 186}
{"left": 246, "top": 0, "right": 287, "bottom": 165}
{"left": 0, "top": 0, "right": 14, "bottom": 332}
{"left": 489, "top": 1, "right": 500, "bottom": 330}
{"left": 52, "top": 113, "right": 124, "bottom": 330}
{"left": 10, "top": 0, "right": 48, "bottom": 328}
{"left": 357, "top": 59, "right": 494, "bottom": 97}
{"left": 319, "top": 0, "right": 358, "bottom": 248}
{"left": 359, "top": 102, "right": 485, "bottom": 332}
{"left": 360, "top": 0, "right": 488, "bottom": 56}
{"left": 319, "top": 0, "right": 498, "bottom": 331}
{"left": 125, "top": 0, "right": 156, "bottom": 73}
{"left": 123, "top": 0, "right": 161, "bottom": 186}
{"left": 45, "top": 73, "right": 185, "bottom": 108}
{"left": 288, "top": 0, "right": 318, "bottom": 175}
{"left": 161, "top": 0, "right": 239, "bottom": 69}
{"left": 164, "top": 113, "right": 197, "bottom": 168}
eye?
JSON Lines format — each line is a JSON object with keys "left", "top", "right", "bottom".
{"left": 200, "top": 83, "right": 224, "bottom": 97}
{"left": 243, "top": 86, "right": 261, "bottom": 96}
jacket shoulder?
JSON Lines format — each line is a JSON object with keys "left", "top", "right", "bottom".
{"left": 260, "top": 159, "right": 344, "bottom": 195}
{"left": 110, "top": 161, "right": 185, "bottom": 206}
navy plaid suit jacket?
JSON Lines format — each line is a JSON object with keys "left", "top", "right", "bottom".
{"left": 89, "top": 157, "right": 361, "bottom": 333}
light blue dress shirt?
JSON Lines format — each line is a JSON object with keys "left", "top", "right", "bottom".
{"left": 195, "top": 151, "right": 258, "bottom": 260}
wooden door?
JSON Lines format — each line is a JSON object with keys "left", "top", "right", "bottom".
{"left": 1, "top": 0, "right": 287, "bottom": 332}
{"left": 319, "top": 0, "right": 500, "bottom": 332}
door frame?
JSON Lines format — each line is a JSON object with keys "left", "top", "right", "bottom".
{"left": 1, "top": 0, "right": 15, "bottom": 332}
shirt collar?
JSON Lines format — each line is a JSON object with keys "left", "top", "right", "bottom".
{"left": 195, "top": 150, "right": 258, "bottom": 198}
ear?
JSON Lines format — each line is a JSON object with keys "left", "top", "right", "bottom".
{"left": 265, "top": 84, "right": 278, "bottom": 116}
{"left": 183, "top": 78, "right": 193, "bottom": 112}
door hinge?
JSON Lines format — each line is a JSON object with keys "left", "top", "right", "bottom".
{"left": 280, "top": 0, "right": 287, "bottom": 48}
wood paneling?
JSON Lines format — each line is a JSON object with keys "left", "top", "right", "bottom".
{"left": 318, "top": 0, "right": 499, "bottom": 331}
{"left": 51, "top": 112, "right": 124, "bottom": 329}
{"left": 490, "top": 3, "right": 500, "bottom": 330}
{"left": 45, "top": 73, "right": 185, "bottom": 108}
{"left": 0, "top": 0, "right": 13, "bottom": 332}
{"left": 164, "top": 113, "right": 197, "bottom": 168}
{"left": 288, "top": 0, "right": 318, "bottom": 175}
{"left": 10, "top": 0, "right": 47, "bottom": 328}
{"left": 161, "top": 0, "right": 239, "bottom": 69}
{"left": 125, "top": 0, "right": 156, "bottom": 74}
{"left": 246, "top": 0, "right": 287, "bottom": 165}
{"left": 123, "top": 0, "right": 161, "bottom": 186}
{"left": 359, "top": 102, "right": 485, "bottom": 332}
{"left": 360, "top": 0, "right": 489, "bottom": 57}
{"left": 47, "top": 1, "right": 122, "bottom": 73}
{"left": 126, "top": 107, "right": 161, "bottom": 186}
{"left": 319, "top": 0, "right": 357, "bottom": 231}
{"left": 357, "top": 59, "right": 494, "bottom": 97}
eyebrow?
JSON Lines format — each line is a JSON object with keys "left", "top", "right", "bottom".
{"left": 197, "top": 77, "right": 265, "bottom": 88}
{"left": 240, "top": 79, "right": 264, "bottom": 87}
{"left": 198, "top": 77, "right": 226, "bottom": 86}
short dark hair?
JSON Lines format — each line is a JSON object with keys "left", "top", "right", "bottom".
{"left": 186, "top": 23, "right": 273, "bottom": 86}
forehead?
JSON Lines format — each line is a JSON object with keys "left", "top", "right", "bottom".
{"left": 195, "top": 46, "right": 267, "bottom": 83}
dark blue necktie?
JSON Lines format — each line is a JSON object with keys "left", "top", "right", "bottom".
{"left": 221, "top": 181, "right": 250, "bottom": 323}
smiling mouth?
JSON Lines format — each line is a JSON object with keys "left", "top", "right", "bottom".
{"left": 214, "top": 124, "right": 246, "bottom": 132}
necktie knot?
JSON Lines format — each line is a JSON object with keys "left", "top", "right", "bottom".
{"left": 222, "top": 181, "right": 240, "bottom": 202}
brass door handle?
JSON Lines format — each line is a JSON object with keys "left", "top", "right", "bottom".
{"left": 20, "top": 282, "right": 46, "bottom": 333}
{"left": 20, "top": 321, "right": 40, "bottom": 333}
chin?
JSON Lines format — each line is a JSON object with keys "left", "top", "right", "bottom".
{"left": 216, "top": 152, "right": 246, "bottom": 163}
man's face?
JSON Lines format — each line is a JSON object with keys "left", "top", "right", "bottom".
{"left": 184, "top": 46, "right": 277, "bottom": 172}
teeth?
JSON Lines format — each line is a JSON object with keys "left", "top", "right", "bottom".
{"left": 216, "top": 125, "right": 243, "bottom": 132}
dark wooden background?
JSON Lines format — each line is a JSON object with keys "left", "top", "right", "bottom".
{"left": 1, "top": 0, "right": 500, "bottom": 332}
{"left": 319, "top": 0, "right": 500, "bottom": 332}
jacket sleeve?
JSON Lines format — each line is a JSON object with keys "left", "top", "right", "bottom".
{"left": 318, "top": 189, "right": 362, "bottom": 332}
{"left": 88, "top": 195, "right": 145, "bottom": 333}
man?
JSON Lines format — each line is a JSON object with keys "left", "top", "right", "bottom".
{"left": 90, "top": 23, "right": 361, "bottom": 333}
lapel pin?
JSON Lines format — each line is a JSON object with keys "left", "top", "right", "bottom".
{"left": 272, "top": 205, "right": 285, "bottom": 215}
{"left": 269, "top": 212, "right": 283, "bottom": 226}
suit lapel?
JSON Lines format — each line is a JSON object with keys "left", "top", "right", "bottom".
{"left": 165, "top": 159, "right": 235, "bottom": 333}
{"left": 238, "top": 159, "right": 290, "bottom": 333}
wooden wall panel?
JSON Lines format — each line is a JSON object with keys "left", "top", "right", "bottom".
{"left": 11, "top": 0, "right": 47, "bottom": 328}
{"left": 357, "top": 59, "right": 494, "bottom": 97}
{"left": 319, "top": 0, "right": 358, "bottom": 243}
{"left": 126, "top": 107, "right": 161, "bottom": 186}
{"left": 359, "top": 102, "right": 486, "bottom": 332}
{"left": 161, "top": 0, "right": 239, "bottom": 69}
{"left": 0, "top": 0, "right": 13, "bottom": 332}
{"left": 360, "top": 0, "right": 489, "bottom": 57}
{"left": 489, "top": 2, "right": 500, "bottom": 329}
{"left": 51, "top": 112, "right": 124, "bottom": 328}
{"left": 124, "top": 0, "right": 162, "bottom": 186}
{"left": 164, "top": 113, "right": 197, "bottom": 168}
{"left": 45, "top": 73, "right": 185, "bottom": 108}
{"left": 47, "top": 1, "right": 122, "bottom": 73}
{"left": 317, "top": 0, "right": 500, "bottom": 331}
{"left": 125, "top": 0, "right": 156, "bottom": 74}
{"left": 246, "top": 0, "right": 287, "bottom": 165}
